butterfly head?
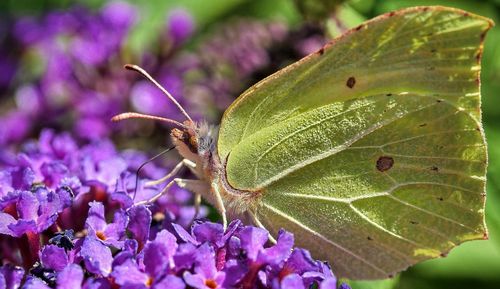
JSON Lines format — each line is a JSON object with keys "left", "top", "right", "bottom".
{"left": 171, "top": 120, "right": 219, "bottom": 165}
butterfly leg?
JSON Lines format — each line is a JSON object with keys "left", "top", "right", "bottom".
{"left": 193, "top": 193, "right": 202, "bottom": 220}
{"left": 175, "top": 179, "right": 210, "bottom": 224}
{"left": 135, "top": 177, "right": 181, "bottom": 206}
{"left": 211, "top": 183, "right": 228, "bottom": 229}
{"left": 249, "top": 211, "right": 276, "bottom": 243}
{"left": 145, "top": 159, "right": 196, "bottom": 187}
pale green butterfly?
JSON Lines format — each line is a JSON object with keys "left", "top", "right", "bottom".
{"left": 114, "top": 6, "right": 493, "bottom": 280}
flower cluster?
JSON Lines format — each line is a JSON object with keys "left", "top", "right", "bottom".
{"left": 0, "top": 1, "right": 327, "bottom": 149}
{"left": 0, "top": 130, "right": 349, "bottom": 289}
{"left": 1, "top": 2, "right": 137, "bottom": 144}
{"left": 0, "top": 1, "right": 198, "bottom": 144}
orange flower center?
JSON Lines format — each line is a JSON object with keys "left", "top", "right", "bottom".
{"left": 96, "top": 231, "right": 107, "bottom": 240}
{"left": 205, "top": 279, "right": 218, "bottom": 289}
{"left": 146, "top": 276, "right": 154, "bottom": 287}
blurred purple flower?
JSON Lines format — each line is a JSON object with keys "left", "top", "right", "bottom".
{"left": 167, "top": 9, "right": 195, "bottom": 45}
{"left": 0, "top": 55, "right": 16, "bottom": 89}
{"left": 130, "top": 80, "right": 182, "bottom": 118}
{"left": 0, "top": 111, "right": 31, "bottom": 146}
{"left": 101, "top": 1, "right": 137, "bottom": 30}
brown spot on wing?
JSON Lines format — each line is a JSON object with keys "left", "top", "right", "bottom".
{"left": 346, "top": 76, "right": 356, "bottom": 88}
{"left": 376, "top": 156, "right": 394, "bottom": 172}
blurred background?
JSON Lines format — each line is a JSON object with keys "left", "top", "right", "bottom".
{"left": 1, "top": 0, "right": 499, "bottom": 288}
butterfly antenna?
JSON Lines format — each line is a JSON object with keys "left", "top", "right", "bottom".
{"left": 111, "top": 112, "right": 188, "bottom": 129}
{"left": 133, "top": 145, "right": 176, "bottom": 201}
{"left": 124, "top": 64, "right": 193, "bottom": 123}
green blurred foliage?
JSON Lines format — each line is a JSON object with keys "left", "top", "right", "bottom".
{"left": 2, "top": 0, "right": 499, "bottom": 288}
{"left": 294, "top": 0, "right": 344, "bottom": 20}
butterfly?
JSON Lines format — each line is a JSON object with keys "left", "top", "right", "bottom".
{"left": 113, "top": 6, "right": 493, "bottom": 280}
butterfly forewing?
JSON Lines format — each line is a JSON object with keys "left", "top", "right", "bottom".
{"left": 217, "top": 7, "right": 492, "bottom": 279}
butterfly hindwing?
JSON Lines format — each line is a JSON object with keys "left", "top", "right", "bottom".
{"left": 217, "top": 7, "right": 492, "bottom": 279}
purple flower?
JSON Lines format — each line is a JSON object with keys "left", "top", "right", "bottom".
{"left": 166, "top": 9, "right": 195, "bottom": 44}
{"left": 183, "top": 243, "right": 225, "bottom": 289}
{"left": 85, "top": 201, "right": 128, "bottom": 248}
{"left": 0, "top": 111, "right": 31, "bottom": 146}
{"left": 126, "top": 205, "right": 152, "bottom": 248}
{"left": 56, "top": 264, "right": 84, "bottom": 289}
{"left": 22, "top": 277, "right": 52, "bottom": 289}
{"left": 0, "top": 186, "right": 70, "bottom": 237}
{"left": 239, "top": 227, "right": 293, "bottom": 266}
{"left": 100, "top": 1, "right": 137, "bottom": 35}
{"left": 111, "top": 229, "right": 182, "bottom": 288}
{"left": 0, "top": 265, "right": 24, "bottom": 289}
{"left": 281, "top": 273, "right": 305, "bottom": 289}
{"left": 81, "top": 278, "right": 111, "bottom": 289}
{"left": 40, "top": 245, "right": 69, "bottom": 272}
{"left": 0, "top": 55, "right": 17, "bottom": 89}
{"left": 141, "top": 229, "right": 178, "bottom": 276}
{"left": 130, "top": 81, "right": 177, "bottom": 117}
{"left": 78, "top": 236, "right": 113, "bottom": 277}
{"left": 13, "top": 17, "right": 43, "bottom": 45}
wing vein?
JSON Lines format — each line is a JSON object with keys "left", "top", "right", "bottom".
{"left": 349, "top": 204, "right": 428, "bottom": 248}
{"left": 387, "top": 195, "right": 477, "bottom": 231}
{"left": 255, "top": 99, "right": 440, "bottom": 188}
{"left": 262, "top": 203, "right": 388, "bottom": 275}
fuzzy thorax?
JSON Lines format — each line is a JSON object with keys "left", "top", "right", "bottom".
{"left": 170, "top": 120, "right": 261, "bottom": 216}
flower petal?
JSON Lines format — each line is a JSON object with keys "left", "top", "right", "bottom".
{"left": 57, "top": 264, "right": 83, "bottom": 289}
{"left": 281, "top": 273, "right": 305, "bottom": 289}
{"left": 79, "top": 236, "right": 112, "bottom": 276}
{"left": 40, "top": 245, "right": 69, "bottom": 271}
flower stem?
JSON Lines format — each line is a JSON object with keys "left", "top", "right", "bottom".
{"left": 20, "top": 232, "right": 41, "bottom": 269}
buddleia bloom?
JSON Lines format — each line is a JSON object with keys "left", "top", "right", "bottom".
{"left": 0, "top": 130, "right": 349, "bottom": 289}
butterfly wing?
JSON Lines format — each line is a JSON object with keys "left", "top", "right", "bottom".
{"left": 217, "top": 7, "right": 492, "bottom": 279}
